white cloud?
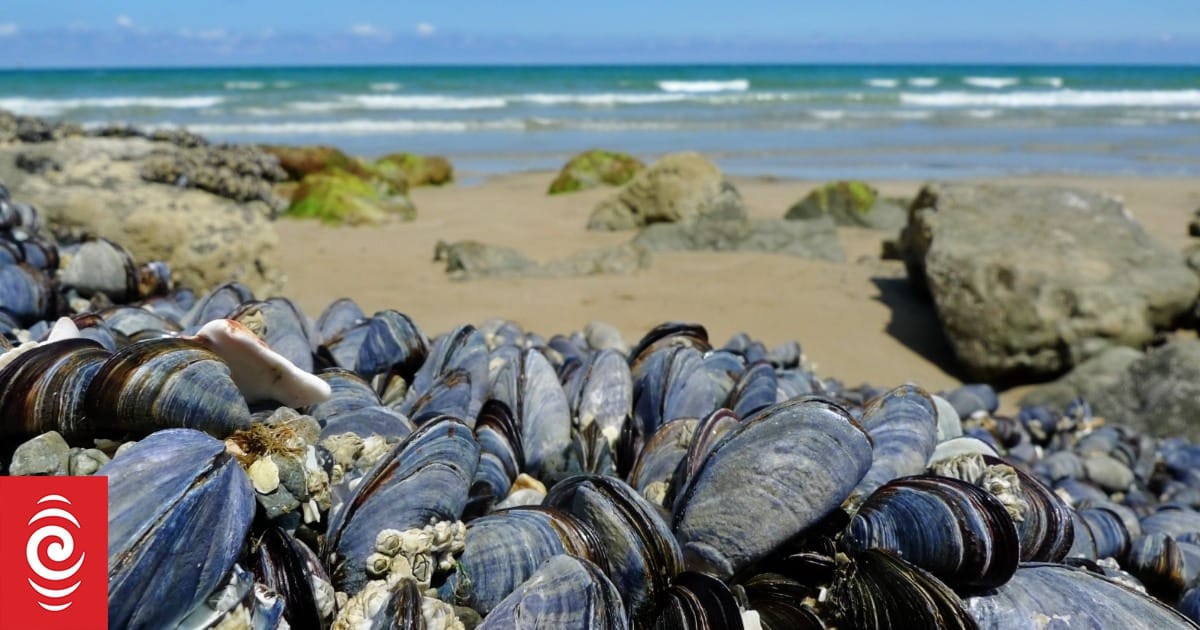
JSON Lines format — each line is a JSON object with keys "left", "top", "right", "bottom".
{"left": 350, "top": 24, "right": 390, "bottom": 40}
{"left": 115, "top": 15, "right": 134, "bottom": 29}
{"left": 0, "top": 23, "right": 17, "bottom": 37}
{"left": 416, "top": 22, "right": 436, "bottom": 37}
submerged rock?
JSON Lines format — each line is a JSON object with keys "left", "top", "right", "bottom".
{"left": 548, "top": 149, "right": 644, "bottom": 195}
{"left": 900, "top": 183, "right": 1199, "bottom": 381}
{"left": 587, "top": 152, "right": 745, "bottom": 231}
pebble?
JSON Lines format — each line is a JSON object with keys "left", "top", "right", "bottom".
{"left": 9, "top": 430, "right": 70, "bottom": 475}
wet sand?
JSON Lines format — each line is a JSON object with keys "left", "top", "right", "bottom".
{"left": 275, "top": 172, "right": 1200, "bottom": 407}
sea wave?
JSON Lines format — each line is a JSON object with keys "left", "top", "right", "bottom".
{"left": 155, "top": 118, "right": 527, "bottom": 135}
{"left": 369, "top": 82, "right": 402, "bottom": 92}
{"left": 1033, "top": 77, "right": 1064, "bottom": 88}
{"left": 907, "top": 77, "right": 940, "bottom": 88}
{"left": 866, "top": 78, "right": 900, "bottom": 88}
{"left": 901, "top": 89, "right": 1200, "bottom": 107}
{"left": 0, "top": 95, "right": 225, "bottom": 116}
{"left": 224, "top": 81, "right": 264, "bottom": 90}
{"left": 656, "top": 79, "right": 749, "bottom": 93}
{"left": 345, "top": 94, "right": 508, "bottom": 110}
{"left": 521, "top": 92, "right": 688, "bottom": 106}
{"left": 963, "top": 76, "right": 1020, "bottom": 89}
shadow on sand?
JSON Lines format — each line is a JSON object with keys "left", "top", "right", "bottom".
{"left": 870, "top": 276, "right": 972, "bottom": 384}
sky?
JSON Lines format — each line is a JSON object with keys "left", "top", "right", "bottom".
{"left": 0, "top": 1, "right": 1197, "bottom": 67}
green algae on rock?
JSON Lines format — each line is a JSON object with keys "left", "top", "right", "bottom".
{"left": 286, "top": 169, "right": 415, "bottom": 226}
{"left": 784, "top": 180, "right": 907, "bottom": 230}
{"left": 548, "top": 149, "right": 644, "bottom": 195}
{"left": 374, "top": 153, "right": 454, "bottom": 187}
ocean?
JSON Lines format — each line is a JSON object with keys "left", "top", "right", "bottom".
{"left": 1, "top": 64, "right": 1198, "bottom": 180}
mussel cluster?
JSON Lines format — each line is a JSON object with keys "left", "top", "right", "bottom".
{"left": 4, "top": 182, "right": 1200, "bottom": 629}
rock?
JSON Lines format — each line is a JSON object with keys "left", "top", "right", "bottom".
{"left": 0, "top": 110, "right": 85, "bottom": 144}
{"left": 68, "top": 448, "right": 111, "bottom": 475}
{"left": 900, "top": 183, "right": 1199, "bottom": 380}
{"left": 784, "top": 180, "right": 907, "bottom": 230}
{"left": 633, "top": 217, "right": 844, "bottom": 262}
{"left": 15, "top": 152, "right": 61, "bottom": 175}
{"left": 141, "top": 144, "right": 288, "bottom": 213}
{"left": 436, "top": 240, "right": 538, "bottom": 279}
{"left": 548, "top": 149, "right": 644, "bottom": 195}
{"left": 1020, "top": 346, "right": 1143, "bottom": 414}
{"left": 435, "top": 240, "right": 650, "bottom": 280}
{"left": 287, "top": 169, "right": 416, "bottom": 225}
{"left": 587, "top": 152, "right": 745, "bottom": 231}
{"left": 260, "top": 144, "right": 368, "bottom": 181}
{"left": 374, "top": 153, "right": 453, "bottom": 187}
{"left": 9, "top": 431, "right": 70, "bottom": 475}
{"left": 541, "top": 243, "right": 651, "bottom": 277}
{"left": 0, "top": 137, "right": 284, "bottom": 295}
{"left": 1022, "top": 339, "right": 1200, "bottom": 441}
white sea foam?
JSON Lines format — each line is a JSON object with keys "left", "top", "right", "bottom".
{"left": 963, "top": 76, "right": 1020, "bottom": 89}
{"left": 908, "top": 77, "right": 940, "bottom": 88}
{"left": 0, "top": 95, "right": 224, "bottom": 116}
{"left": 224, "top": 81, "right": 264, "bottom": 90}
{"left": 811, "top": 109, "right": 846, "bottom": 120}
{"left": 901, "top": 89, "right": 1200, "bottom": 108}
{"left": 521, "top": 92, "right": 688, "bottom": 106}
{"left": 154, "top": 118, "right": 526, "bottom": 135}
{"left": 1033, "top": 77, "right": 1064, "bottom": 88}
{"left": 345, "top": 94, "right": 508, "bottom": 110}
{"left": 656, "top": 79, "right": 749, "bottom": 93}
{"left": 866, "top": 78, "right": 900, "bottom": 88}
{"left": 369, "top": 82, "right": 402, "bottom": 92}
{"left": 967, "top": 109, "right": 999, "bottom": 119}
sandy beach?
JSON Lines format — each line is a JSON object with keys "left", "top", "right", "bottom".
{"left": 275, "top": 172, "right": 1200, "bottom": 407}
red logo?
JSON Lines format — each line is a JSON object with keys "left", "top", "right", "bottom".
{"left": 0, "top": 476, "right": 108, "bottom": 630}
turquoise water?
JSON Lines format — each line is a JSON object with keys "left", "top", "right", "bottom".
{"left": 1, "top": 64, "right": 1198, "bottom": 179}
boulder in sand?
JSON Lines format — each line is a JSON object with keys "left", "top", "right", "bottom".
{"left": 548, "top": 149, "right": 644, "bottom": 195}
{"left": 587, "top": 152, "right": 745, "bottom": 231}
{"left": 634, "top": 217, "right": 844, "bottom": 262}
{"left": 435, "top": 240, "right": 649, "bottom": 280}
{"left": 374, "top": 153, "right": 453, "bottom": 187}
{"left": 785, "top": 180, "right": 907, "bottom": 230}
{"left": 900, "top": 183, "right": 1199, "bottom": 380}
{"left": 287, "top": 169, "right": 415, "bottom": 225}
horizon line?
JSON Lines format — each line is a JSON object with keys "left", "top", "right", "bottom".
{"left": 3, "top": 60, "right": 1200, "bottom": 72}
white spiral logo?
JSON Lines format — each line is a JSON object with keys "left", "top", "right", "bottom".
{"left": 26, "top": 494, "right": 86, "bottom": 612}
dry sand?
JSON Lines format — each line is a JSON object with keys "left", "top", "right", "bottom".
{"left": 275, "top": 172, "right": 1200, "bottom": 407}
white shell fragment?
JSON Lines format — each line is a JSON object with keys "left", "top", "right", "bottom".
{"left": 191, "top": 318, "right": 331, "bottom": 407}
{"left": 46, "top": 316, "right": 82, "bottom": 343}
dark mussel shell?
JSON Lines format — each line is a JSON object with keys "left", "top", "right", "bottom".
{"left": 323, "top": 415, "right": 479, "bottom": 595}
{"left": 83, "top": 337, "right": 252, "bottom": 438}
{"left": 104, "top": 429, "right": 256, "bottom": 629}
{"left": 827, "top": 549, "right": 976, "bottom": 629}
{"left": 544, "top": 474, "right": 683, "bottom": 625}
{"left": 0, "top": 338, "right": 110, "bottom": 439}
{"left": 672, "top": 397, "right": 873, "bottom": 580}
{"left": 846, "top": 384, "right": 939, "bottom": 509}
{"left": 845, "top": 475, "right": 1020, "bottom": 590}
{"left": 478, "top": 555, "right": 629, "bottom": 630}
{"left": 964, "top": 562, "right": 1200, "bottom": 629}
{"left": 441, "top": 506, "right": 606, "bottom": 615}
